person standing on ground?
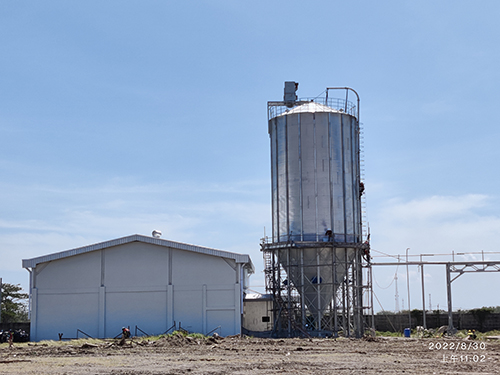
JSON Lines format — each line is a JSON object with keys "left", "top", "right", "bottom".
{"left": 8, "top": 330, "right": 13, "bottom": 348}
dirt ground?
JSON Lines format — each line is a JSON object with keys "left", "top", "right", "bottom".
{"left": 0, "top": 334, "right": 499, "bottom": 375}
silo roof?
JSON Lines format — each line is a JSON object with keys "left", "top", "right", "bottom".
{"left": 279, "top": 102, "right": 340, "bottom": 116}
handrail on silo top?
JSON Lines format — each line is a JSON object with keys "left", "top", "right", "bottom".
{"left": 325, "top": 87, "right": 360, "bottom": 122}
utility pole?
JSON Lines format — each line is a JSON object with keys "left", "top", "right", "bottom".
{"left": 420, "top": 255, "right": 427, "bottom": 328}
{"left": 446, "top": 263, "right": 454, "bottom": 333}
{"left": 406, "top": 248, "right": 411, "bottom": 328}
{"left": 395, "top": 257, "right": 400, "bottom": 312}
{"left": 395, "top": 272, "right": 399, "bottom": 312}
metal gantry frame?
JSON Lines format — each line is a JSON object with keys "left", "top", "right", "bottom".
{"left": 371, "top": 258, "right": 500, "bottom": 333}
{"left": 262, "top": 240, "right": 372, "bottom": 338}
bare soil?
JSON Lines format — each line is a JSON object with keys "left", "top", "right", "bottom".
{"left": 0, "top": 334, "right": 499, "bottom": 374}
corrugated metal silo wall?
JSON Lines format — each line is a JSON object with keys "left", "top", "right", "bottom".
{"left": 269, "top": 110, "right": 361, "bottom": 243}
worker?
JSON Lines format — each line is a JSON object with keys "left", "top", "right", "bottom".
{"left": 118, "top": 327, "right": 131, "bottom": 346}
{"left": 363, "top": 247, "right": 371, "bottom": 262}
{"left": 467, "top": 329, "right": 477, "bottom": 340}
{"left": 122, "top": 327, "right": 131, "bottom": 339}
{"left": 8, "top": 330, "right": 13, "bottom": 348}
{"left": 359, "top": 182, "right": 365, "bottom": 198}
{"left": 362, "top": 234, "right": 371, "bottom": 262}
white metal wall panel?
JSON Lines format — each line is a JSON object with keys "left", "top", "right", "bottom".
{"left": 36, "top": 291, "right": 99, "bottom": 340}
{"left": 34, "top": 251, "right": 101, "bottom": 290}
{"left": 206, "top": 309, "right": 236, "bottom": 337}
{"left": 206, "top": 287, "right": 235, "bottom": 308}
{"left": 103, "top": 243, "right": 170, "bottom": 288}
{"left": 105, "top": 290, "right": 168, "bottom": 337}
{"left": 173, "top": 286, "right": 203, "bottom": 333}
{"left": 29, "top": 240, "right": 248, "bottom": 340}
{"left": 172, "top": 249, "right": 235, "bottom": 286}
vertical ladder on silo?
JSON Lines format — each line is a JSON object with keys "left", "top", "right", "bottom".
{"left": 263, "top": 249, "right": 273, "bottom": 291}
{"left": 359, "top": 123, "right": 368, "bottom": 242}
{"left": 359, "top": 122, "right": 374, "bottom": 330}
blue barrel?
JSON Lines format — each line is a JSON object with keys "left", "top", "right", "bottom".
{"left": 404, "top": 328, "right": 411, "bottom": 337}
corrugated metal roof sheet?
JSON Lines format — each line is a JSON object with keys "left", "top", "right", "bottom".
{"left": 22, "top": 234, "right": 254, "bottom": 273}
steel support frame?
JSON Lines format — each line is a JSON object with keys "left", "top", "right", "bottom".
{"left": 446, "top": 261, "right": 500, "bottom": 333}
{"left": 262, "top": 241, "right": 371, "bottom": 338}
{"left": 371, "top": 260, "right": 500, "bottom": 334}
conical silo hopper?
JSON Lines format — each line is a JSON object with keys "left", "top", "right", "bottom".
{"left": 278, "top": 246, "right": 356, "bottom": 323}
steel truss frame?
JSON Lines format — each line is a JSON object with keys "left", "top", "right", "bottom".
{"left": 262, "top": 241, "right": 372, "bottom": 338}
{"left": 372, "top": 260, "right": 500, "bottom": 333}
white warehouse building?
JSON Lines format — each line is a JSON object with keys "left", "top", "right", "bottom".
{"left": 22, "top": 234, "right": 254, "bottom": 341}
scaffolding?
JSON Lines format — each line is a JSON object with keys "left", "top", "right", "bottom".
{"left": 262, "top": 239, "right": 373, "bottom": 338}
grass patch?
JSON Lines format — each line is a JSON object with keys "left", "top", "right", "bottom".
{"left": 374, "top": 329, "right": 500, "bottom": 340}
{"left": 156, "top": 330, "right": 209, "bottom": 340}
{"left": 0, "top": 330, "right": 215, "bottom": 348}
{"left": 375, "top": 331, "right": 403, "bottom": 337}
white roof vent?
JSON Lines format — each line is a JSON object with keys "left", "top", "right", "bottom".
{"left": 152, "top": 230, "right": 162, "bottom": 238}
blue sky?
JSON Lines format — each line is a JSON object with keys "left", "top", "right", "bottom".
{"left": 1, "top": 1, "right": 499, "bottom": 313}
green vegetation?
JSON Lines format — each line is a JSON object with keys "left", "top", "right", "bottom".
{"left": 375, "top": 331, "right": 403, "bottom": 337}
{"left": 160, "top": 330, "right": 208, "bottom": 339}
{"left": 376, "top": 306, "right": 500, "bottom": 314}
{"left": 0, "top": 332, "right": 211, "bottom": 348}
{"left": 373, "top": 329, "right": 500, "bottom": 340}
{"left": 375, "top": 310, "right": 396, "bottom": 315}
{"left": 0, "top": 282, "right": 29, "bottom": 322}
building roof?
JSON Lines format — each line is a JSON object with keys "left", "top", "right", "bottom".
{"left": 22, "top": 234, "right": 255, "bottom": 273}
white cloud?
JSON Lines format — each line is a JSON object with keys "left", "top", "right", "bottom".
{"left": 382, "top": 194, "right": 489, "bottom": 222}
{"left": 0, "top": 178, "right": 271, "bottom": 293}
{"left": 370, "top": 194, "right": 500, "bottom": 311}
{"left": 371, "top": 194, "right": 499, "bottom": 253}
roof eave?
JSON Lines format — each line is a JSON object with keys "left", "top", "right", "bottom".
{"left": 22, "top": 234, "right": 254, "bottom": 270}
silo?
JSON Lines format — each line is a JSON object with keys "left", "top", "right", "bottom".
{"left": 263, "top": 83, "right": 368, "bottom": 337}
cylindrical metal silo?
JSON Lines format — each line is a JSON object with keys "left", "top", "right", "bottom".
{"left": 264, "top": 84, "right": 365, "bottom": 335}
{"left": 269, "top": 101, "right": 361, "bottom": 243}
